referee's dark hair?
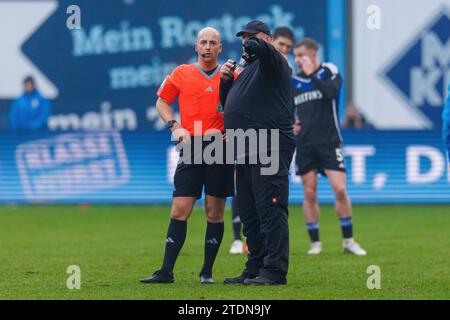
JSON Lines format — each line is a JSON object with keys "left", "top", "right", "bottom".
{"left": 295, "top": 38, "right": 319, "bottom": 52}
{"left": 273, "top": 27, "right": 294, "bottom": 41}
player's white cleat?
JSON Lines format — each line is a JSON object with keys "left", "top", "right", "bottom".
{"left": 200, "top": 275, "right": 215, "bottom": 284}
{"left": 343, "top": 238, "right": 367, "bottom": 256}
{"left": 229, "top": 239, "right": 244, "bottom": 254}
{"left": 307, "top": 241, "right": 322, "bottom": 255}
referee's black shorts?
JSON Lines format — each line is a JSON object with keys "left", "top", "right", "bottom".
{"left": 296, "top": 142, "right": 346, "bottom": 176}
{"left": 173, "top": 137, "right": 234, "bottom": 199}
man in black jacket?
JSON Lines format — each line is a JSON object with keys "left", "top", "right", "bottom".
{"left": 220, "top": 20, "right": 295, "bottom": 285}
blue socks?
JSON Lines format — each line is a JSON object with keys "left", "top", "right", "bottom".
{"left": 306, "top": 222, "right": 320, "bottom": 242}
{"left": 340, "top": 217, "right": 353, "bottom": 239}
{"left": 306, "top": 217, "right": 353, "bottom": 243}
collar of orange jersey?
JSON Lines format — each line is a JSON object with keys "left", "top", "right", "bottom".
{"left": 194, "top": 63, "right": 220, "bottom": 79}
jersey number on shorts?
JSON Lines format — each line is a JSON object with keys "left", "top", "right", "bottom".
{"left": 335, "top": 148, "right": 345, "bottom": 165}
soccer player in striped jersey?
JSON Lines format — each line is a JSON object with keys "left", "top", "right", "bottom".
{"left": 292, "top": 38, "right": 367, "bottom": 256}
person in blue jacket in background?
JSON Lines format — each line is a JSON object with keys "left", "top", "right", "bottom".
{"left": 443, "top": 82, "right": 450, "bottom": 167}
{"left": 9, "top": 76, "right": 51, "bottom": 131}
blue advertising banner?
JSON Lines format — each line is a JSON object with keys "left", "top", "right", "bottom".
{"left": 0, "top": 0, "right": 331, "bottom": 131}
{"left": 1, "top": 130, "right": 448, "bottom": 204}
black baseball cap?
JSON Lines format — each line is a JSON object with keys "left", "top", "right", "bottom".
{"left": 236, "top": 20, "right": 271, "bottom": 37}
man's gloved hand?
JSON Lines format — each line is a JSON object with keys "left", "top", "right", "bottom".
{"left": 242, "top": 37, "right": 258, "bottom": 62}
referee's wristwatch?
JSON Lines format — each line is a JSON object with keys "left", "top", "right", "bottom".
{"left": 166, "top": 119, "right": 178, "bottom": 131}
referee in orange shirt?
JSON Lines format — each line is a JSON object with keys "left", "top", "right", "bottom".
{"left": 140, "top": 27, "right": 234, "bottom": 284}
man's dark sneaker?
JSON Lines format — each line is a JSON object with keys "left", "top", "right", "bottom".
{"left": 243, "top": 276, "right": 286, "bottom": 286}
{"left": 223, "top": 272, "right": 257, "bottom": 284}
{"left": 140, "top": 270, "right": 174, "bottom": 284}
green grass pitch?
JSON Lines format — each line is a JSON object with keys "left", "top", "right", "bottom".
{"left": 0, "top": 205, "right": 449, "bottom": 300}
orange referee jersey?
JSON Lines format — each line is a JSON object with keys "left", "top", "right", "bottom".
{"left": 157, "top": 63, "right": 224, "bottom": 136}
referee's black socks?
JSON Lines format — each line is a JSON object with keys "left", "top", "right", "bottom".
{"left": 161, "top": 219, "right": 187, "bottom": 274}
{"left": 200, "top": 221, "right": 224, "bottom": 277}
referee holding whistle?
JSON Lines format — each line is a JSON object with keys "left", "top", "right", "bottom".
{"left": 140, "top": 27, "right": 234, "bottom": 284}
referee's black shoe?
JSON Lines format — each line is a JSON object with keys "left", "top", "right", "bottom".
{"left": 223, "top": 271, "right": 257, "bottom": 284}
{"left": 140, "top": 270, "right": 174, "bottom": 284}
{"left": 243, "top": 276, "right": 286, "bottom": 286}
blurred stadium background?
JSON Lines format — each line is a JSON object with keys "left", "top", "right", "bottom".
{"left": 0, "top": 0, "right": 449, "bottom": 300}
{"left": 0, "top": 0, "right": 449, "bottom": 205}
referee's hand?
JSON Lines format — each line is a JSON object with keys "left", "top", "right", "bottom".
{"left": 171, "top": 124, "right": 191, "bottom": 145}
{"left": 220, "top": 59, "right": 235, "bottom": 81}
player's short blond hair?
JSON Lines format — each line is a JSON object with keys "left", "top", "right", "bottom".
{"left": 295, "top": 38, "right": 318, "bottom": 52}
